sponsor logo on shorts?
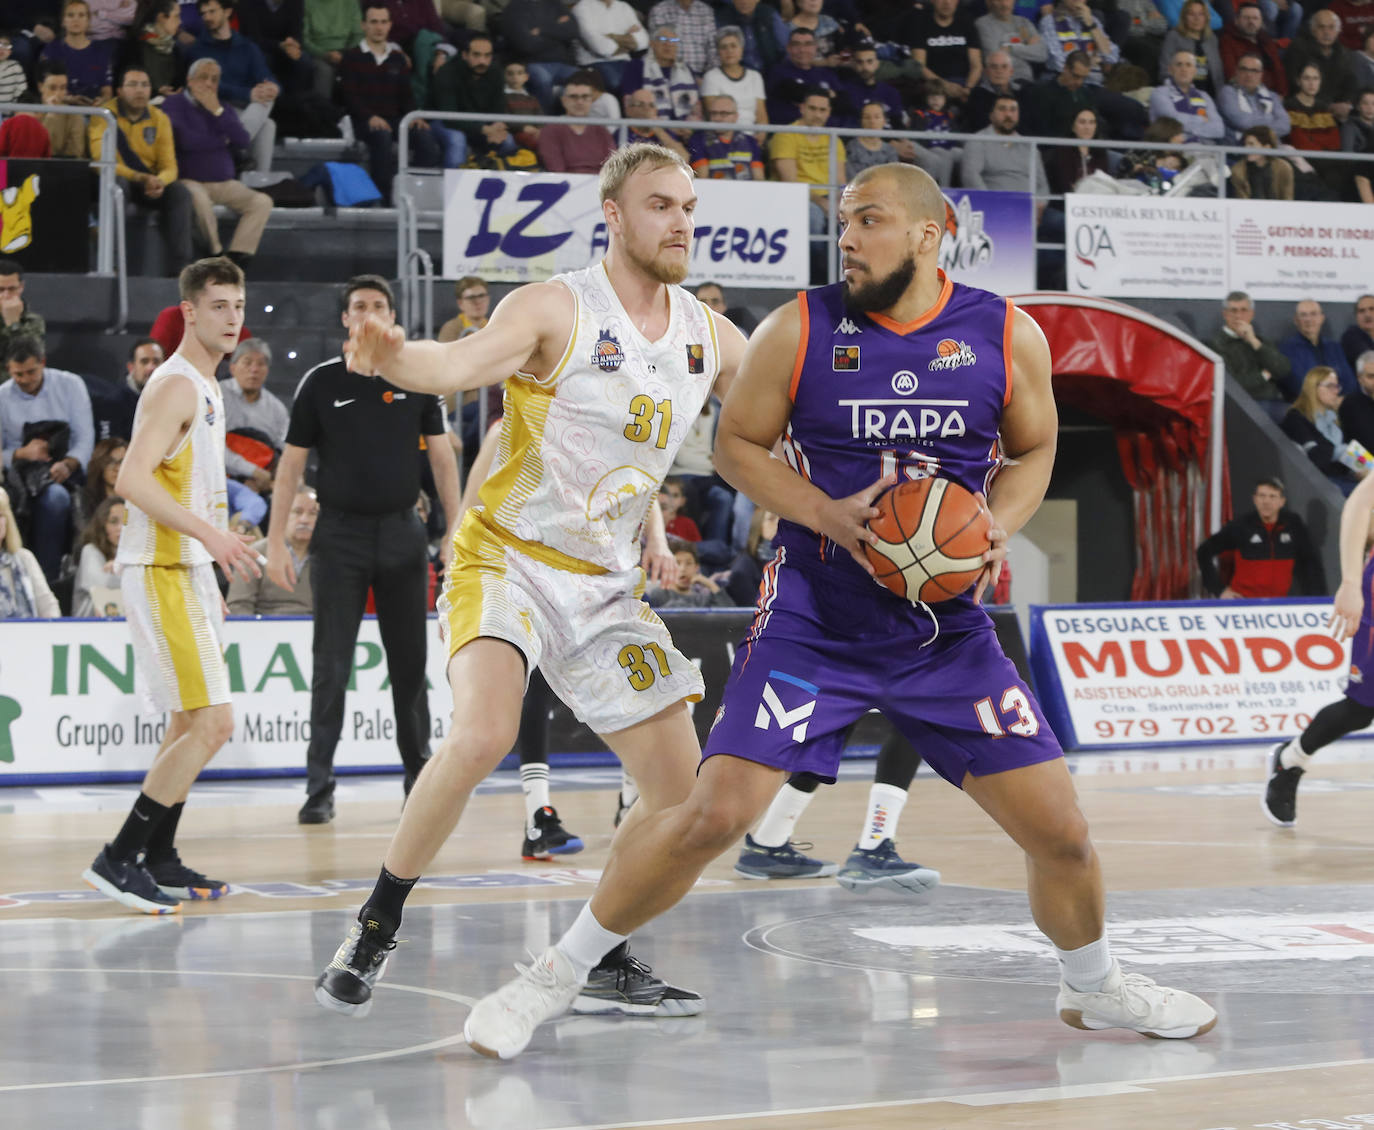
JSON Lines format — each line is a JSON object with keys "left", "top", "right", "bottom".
{"left": 755, "top": 669, "right": 818, "bottom": 743}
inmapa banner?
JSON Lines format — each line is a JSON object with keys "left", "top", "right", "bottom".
{"left": 1066, "top": 194, "right": 1374, "bottom": 302}
{"left": 1028, "top": 600, "right": 1350, "bottom": 750}
{"left": 442, "top": 170, "right": 809, "bottom": 288}
{"left": 939, "top": 189, "right": 1035, "bottom": 294}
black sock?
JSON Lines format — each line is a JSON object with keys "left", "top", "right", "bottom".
{"left": 362, "top": 866, "right": 418, "bottom": 932}
{"left": 143, "top": 801, "right": 185, "bottom": 864}
{"left": 109, "top": 793, "right": 172, "bottom": 862}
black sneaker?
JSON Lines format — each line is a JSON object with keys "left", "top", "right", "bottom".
{"left": 315, "top": 912, "right": 398, "bottom": 1018}
{"left": 82, "top": 845, "right": 181, "bottom": 915}
{"left": 1263, "top": 742, "right": 1304, "bottom": 827}
{"left": 298, "top": 797, "right": 335, "bottom": 825}
{"left": 521, "top": 806, "right": 584, "bottom": 861}
{"left": 571, "top": 942, "right": 704, "bottom": 1017}
{"left": 145, "top": 853, "right": 231, "bottom": 900}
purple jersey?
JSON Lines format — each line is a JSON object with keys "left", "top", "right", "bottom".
{"left": 1345, "top": 553, "right": 1374, "bottom": 707}
{"left": 776, "top": 273, "right": 1010, "bottom": 628}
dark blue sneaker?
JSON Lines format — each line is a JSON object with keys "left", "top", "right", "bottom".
{"left": 82, "top": 845, "right": 181, "bottom": 915}
{"left": 734, "top": 835, "right": 837, "bottom": 879}
{"left": 836, "top": 839, "right": 940, "bottom": 894}
{"left": 521, "top": 806, "right": 584, "bottom": 861}
{"left": 145, "top": 853, "right": 231, "bottom": 900}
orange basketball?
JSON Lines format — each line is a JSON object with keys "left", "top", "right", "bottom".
{"left": 936, "top": 339, "right": 960, "bottom": 357}
{"left": 863, "top": 478, "right": 992, "bottom": 603}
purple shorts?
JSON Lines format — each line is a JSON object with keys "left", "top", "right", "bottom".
{"left": 1346, "top": 622, "right": 1374, "bottom": 707}
{"left": 702, "top": 551, "right": 1063, "bottom": 787}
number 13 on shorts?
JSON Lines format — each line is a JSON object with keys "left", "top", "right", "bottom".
{"left": 974, "top": 686, "right": 1041, "bottom": 737}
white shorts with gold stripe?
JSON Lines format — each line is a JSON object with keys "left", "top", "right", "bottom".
{"left": 438, "top": 516, "right": 704, "bottom": 736}
{"left": 120, "top": 562, "right": 231, "bottom": 715}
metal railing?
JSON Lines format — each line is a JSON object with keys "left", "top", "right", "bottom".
{"left": 0, "top": 102, "right": 126, "bottom": 329}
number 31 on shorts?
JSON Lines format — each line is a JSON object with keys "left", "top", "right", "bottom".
{"left": 618, "top": 642, "right": 672, "bottom": 690}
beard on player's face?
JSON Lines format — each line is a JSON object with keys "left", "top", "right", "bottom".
{"left": 625, "top": 233, "right": 690, "bottom": 284}
{"left": 843, "top": 251, "right": 917, "bottom": 314}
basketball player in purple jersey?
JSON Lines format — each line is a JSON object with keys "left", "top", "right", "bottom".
{"left": 1265, "top": 470, "right": 1374, "bottom": 825}
{"left": 464, "top": 163, "right": 1216, "bottom": 1057}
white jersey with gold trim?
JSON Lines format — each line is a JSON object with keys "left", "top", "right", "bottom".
{"left": 475, "top": 262, "right": 721, "bottom": 574}
{"left": 116, "top": 352, "right": 229, "bottom": 568}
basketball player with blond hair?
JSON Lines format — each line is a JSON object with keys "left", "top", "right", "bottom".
{"left": 82, "top": 256, "right": 262, "bottom": 915}
{"left": 461, "top": 162, "right": 1218, "bottom": 1058}
{"left": 314, "top": 144, "right": 750, "bottom": 1022}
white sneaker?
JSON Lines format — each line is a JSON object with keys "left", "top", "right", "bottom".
{"left": 1057, "top": 961, "right": 1217, "bottom": 1039}
{"left": 464, "top": 945, "right": 585, "bottom": 1059}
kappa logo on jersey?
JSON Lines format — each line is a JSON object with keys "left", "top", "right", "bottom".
{"left": 928, "top": 339, "right": 976, "bottom": 371}
{"left": 754, "top": 669, "right": 818, "bottom": 744}
{"left": 891, "top": 369, "right": 918, "bottom": 395}
{"left": 833, "top": 345, "right": 860, "bottom": 371}
{"left": 686, "top": 343, "right": 704, "bottom": 374}
{"left": 837, "top": 317, "right": 862, "bottom": 335}
{"left": 592, "top": 329, "right": 625, "bottom": 372}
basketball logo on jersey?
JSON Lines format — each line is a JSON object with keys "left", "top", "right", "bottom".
{"left": 686, "top": 343, "right": 704, "bottom": 374}
{"left": 592, "top": 329, "right": 625, "bottom": 372}
{"left": 928, "top": 339, "right": 976, "bottom": 371}
{"left": 203, "top": 395, "right": 216, "bottom": 425}
{"left": 833, "top": 346, "right": 860, "bottom": 371}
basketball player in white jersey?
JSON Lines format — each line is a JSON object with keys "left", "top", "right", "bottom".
{"left": 314, "top": 144, "right": 750, "bottom": 1025}
{"left": 82, "top": 257, "right": 262, "bottom": 914}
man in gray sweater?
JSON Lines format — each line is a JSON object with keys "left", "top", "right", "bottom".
{"left": 960, "top": 94, "right": 1049, "bottom": 196}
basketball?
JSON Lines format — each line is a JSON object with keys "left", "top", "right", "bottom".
{"left": 863, "top": 477, "right": 992, "bottom": 603}
{"left": 936, "top": 338, "right": 960, "bottom": 357}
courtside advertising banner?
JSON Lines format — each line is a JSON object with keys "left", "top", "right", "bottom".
{"left": 939, "top": 189, "right": 1036, "bottom": 294}
{"left": 1067, "top": 194, "right": 1374, "bottom": 302}
{"left": 1029, "top": 600, "right": 1347, "bottom": 750}
{"left": 442, "top": 170, "right": 810, "bottom": 288}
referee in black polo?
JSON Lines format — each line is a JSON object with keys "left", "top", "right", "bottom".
{"left": 266, "top": 275, "right": 461, "bottom": 824}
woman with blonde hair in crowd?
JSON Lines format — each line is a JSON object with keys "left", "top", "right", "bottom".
{"left": 72, "top": 494, "right": 126, "bottom": 617}
{"left": 0, "top": 486, "right": 60, "bottom": 620}
{"left": 1160, "top": 0, "right": 1222, "bottom": 95}
{"left": 1282, "top": 366, "right": 1361, "bottom": 495}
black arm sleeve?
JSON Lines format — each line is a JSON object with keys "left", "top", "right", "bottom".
{"left": 1196, "top": 521, "right": 1239, "bottom": 596}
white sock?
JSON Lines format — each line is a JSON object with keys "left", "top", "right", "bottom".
{"left": 619, "top": 769, "right": 639, "bottom": 807}
{"left": 751, "top": 783, "right": 817, "bottom": 848}
{"left": 556, "top": 903, "right": 628, "bottom": 980}
{"left": 520, "top": 762, "right": 551, "bottom": 829}
{"left": 1057, "top": 936, "right": 1114, "bottom": 993}
{"left": 858, "top": 783, "right": 908, "bottom": 851}
{"left": 1280, "top": 737, "right": 1313, "bottom": 771}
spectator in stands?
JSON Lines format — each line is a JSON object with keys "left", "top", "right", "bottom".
{"left": 1285, "top": 62, "right": 1344, "bottom": 153}
{"left": 148, "top": 299, "right": 249, "bottom": 358}
{"left": 437, "top": 274, "right": 489, "bottom": 342}
{"left": 910, "top": 81, "right": 961, "bottom": 184}
{"left": 1197, "top": 477, "right": 1325, "bottom": 598}
{"left": 1355, "top": 29, "right": 1374, "bottom": 88}
{"left": 701, "top": 26, "right": 768, "bottom": 129}
{"left": 690, "top": 95, "right": 765, "bottom": 178}
{"left": 668, "top": 399, "right": 733, "bottom": 568}
{"left": 0, "top": 259, "right": 45, "bottom": 363}
{"left": 1229, "top": 124, "right": 1296, "bottom": 197}
{"left": 906, "top": 0, "right": 982, "bottom": 105}
{"left": 1220, "top": 3, "right": 1287, "bottom": 97}
{"left": 0, "top": 35, "right": 29, "bottom": 103}
{"left": 502, "top": 60, "right": 543, "bottom": 151}
{"left": 29, "top": 62, "right": 89, "bottom": 159}
{"left": 162, "top": 58, "right": 274, "bottom": 270}
{"left": 1040, "top": 0, "right": 1120, "bottom": 85}
{"left": 649, "top": 0, "right": 718, "bottom": 77}
{"left": 235, "top": 0, "right": 316, "bottom": 100}
{"left": 1341, "top": 350, "right": 1374, "bottom": 450}
{"left": 1260, "top": 0, "right": 1304, "bottom": 41}
{"left": 644, "top": 536, "right": 734, "bottom": 607}
{"left": 961, "top": 93, "right": 1050, "bottom": 196}
{"left": 537, "top": 75, "right": 618, "bottom": 172}
{"left": 1161, "top": 0, "right": 1222, "bottom": 97}
{"left": 431, "top": 33, "right": 512, "bottom": 170}
{"left": 1342, "top": 295, "right": 1374, "bottom": 367}
{"left": 188, "top": 0, "right": 279, "bottom": 173}
{"left": 621, "top": 22, "right": 702, "bottom": 123}
{"left": 766, "top": 28, "right": 844, "bottom": 126}
{"left": 71, "top": 494, "right": 126, "bottom": 616}
{"left": 977, "top": 0, "right": 1048, "bottom": 85}
{"left": 769, "top": 86, "right": 843, "bottom": 234}
{"left": 1206, "top": 290, "right": 1291, "bottom": 416}
{"left": 90, "top": 66, "right": 194, "bottom": 272}
{"left": 571, "top": 0, "right": 648, "bottom": 91}
{"left": 82, "top": 436, "right": 127, "bottom": 512}
{"left": 1031, "top": 48, "right": 1098, "bottom": 138}
{"left": 1047, "top": 107, "right": 1109, "bottom": 192}
{"left": 1150, "top": 49, "right": 1224, "bottom": 141}
{"left": 1157, "top": 0, "right": 1223, "bottom": 29}
{"left": 1281, "top": 299, "right": 1357, "bottom": 397}
{"left": 302, "top": 0, "right": 361, "bottom": 102}
{"left": 718, "top": 0, "right": 788, "bottom": 75}
{"left": 1332, "top": 0, "right": 1374, "bottom": 49}
{"left": 88, "top": 0, "right": 139, "bottom": 42}
{"left": 501, "top": 0, "right": 580, "bottom": 113}
{"left": 221, "top": 337, "right": 288, "bottom": 530}
{"left": 0, "top": 486, "right": 60, "bottom": 620}
{"left": 116, "top": 0, "right": 185, "bottom": 98}
{"left": 0, "top": 335, "right": 95, "bottom": 581}
{"left": 656, "top": 476, "right": 700, "bottom": 541}
{"left": 227, "top": 485, "right": 316, "bottom": 614}
{"left": 1117, "top": 0, "right": 1169, "bottom": 78}
{"left": 839, "top": 40, "right": 904, "bottom": 130}
{"left": 1286, "top": 9, "right": 1358, "bottom": 122}
{"left": 694, "top": 279, "right": 756, "bottom": 333}
{"left": 43, "top": 1, "right": 115, "bottom": 103}
{"left": 1283, "top": 366, "right": 1363, "bottom": 493}
{"left": 1219, "top": 51, "right": 1291, "bottom": 141}
{"left": 621, "top": 88, "right": 691, "bottom": 159}
{"left": 337, "top": 5, "right": 442, "bottom": 205}
{"left": 87, "top": 338, "right": 161, "bottom": 441}
{"left": 966, "top": 47, "right": 1026, "bottom": 133}
{"left": 1340, "top": 86, "right": 1374, "bottom": 200}
{"left": 844, "top": 100, "right": 901, "bottom": 180}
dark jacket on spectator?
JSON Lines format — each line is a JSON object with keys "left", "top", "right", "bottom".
{"left": 187, "top": 29, "right": 275, "bottom": 103}
{"left": 1047, "top": 145, "right": 1109, "bottom": 194}
{"left": 1341, "top": 324, "right": 1374, "bottom": 369}
{"left": 1218, "top": 25, "right": 1287, "bottom": 95}
{"left": 717, "top": 1, "right": 788, "bottom": 72}
{"left": 161, "top": 88, "right": 251, "bottom": 182}
{"left": 338, "top": 43, "right": 416, "bottom": 131}
{"left": 1339, "top": 387, "right": 1374, "bottom": 452}
{"left": 1206, "top": 326, "right": 1290, "bottom": 401}
{"left": 1281, "top": 406, "right": 1343, "bottom": 477}
{"left": 1285, "top": 34, "right": 1358, "bottom": 106}
{"left": 431, "top": 55, "right": 507, "bottom": 145}
{"left": 1196, "top": 508, "right": 1325, "bottom": 597}
{"left": 502, "top": 0, "right": 579, "bottom": 65}
{"left": 1278, "top": 330, "right": 1357, "bottom": 398}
